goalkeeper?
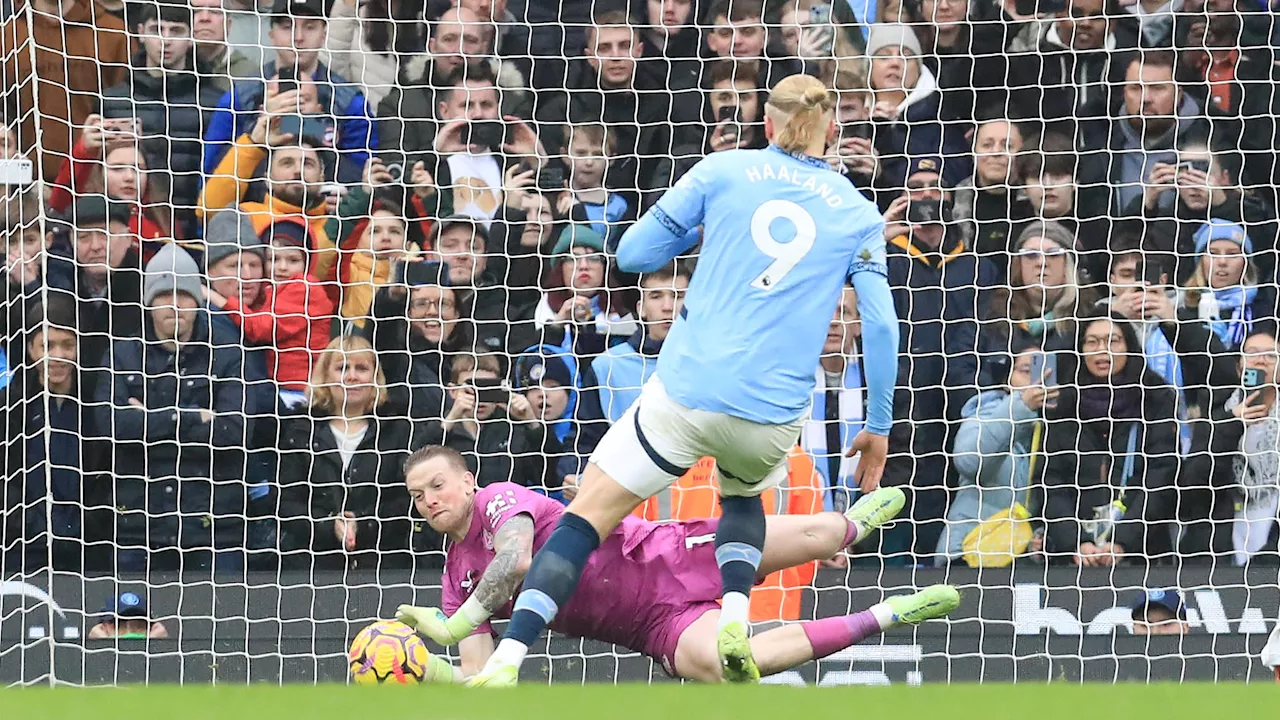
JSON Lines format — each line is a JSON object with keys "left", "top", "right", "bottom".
{"left": 396, "top": 447, "right": 958, "bottom": 683}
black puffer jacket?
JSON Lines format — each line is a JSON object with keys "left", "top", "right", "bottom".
{"left": 98, "top": 55, "right": 224, "bottom": 223}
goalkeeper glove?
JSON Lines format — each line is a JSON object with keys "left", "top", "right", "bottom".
{"left": 396, "top": 599, "right": 489, "bottom": 646}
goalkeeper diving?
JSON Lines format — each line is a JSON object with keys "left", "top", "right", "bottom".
{"left": 397, "top": 446, "right": 959, "bottom": 683}
{"left": 459, "top": 72, "right": 902, "bottom": 686}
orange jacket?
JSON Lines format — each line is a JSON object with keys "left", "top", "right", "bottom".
{"left": 0, "top": 1, "right": 128, "bottom": 181}
{"left": 197, "top": 134, "right": 338, "bottom": 282}
{"left": 634, "top": 448, "right": 824, "bottom": 621}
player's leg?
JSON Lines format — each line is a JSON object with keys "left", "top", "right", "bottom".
{"left": 672, "top": 585, "right": 961, "bottom": 683}
{"left": 470, "top": 380, "right": 701, "bottom": 686}
{"left": 756, "top": 488, "right": 907, "bottom": 575}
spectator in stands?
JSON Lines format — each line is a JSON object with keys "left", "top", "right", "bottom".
{"left": 703, "top": 59, "right": 768, "bottom": 154}
{"left": 1006, "top": 0, "right": 1132, "bottom": 131}
{"left": 882, "top": 156, "right": 999, "bottom": 561}
{"left": 420, "top": 65, "right": 545, "bottom": 224}
{"left": 1175, "top": 1, "right": 1279, "bottom": 193}
{"left": 0, "top": 0, "right": 129, "bottom": 181}
{"left": 496, "top": 162, "right": 559, "bottom": 304}
{"left": 558, "top": 123, "right": 636, "bottom": 247}
{"left": 1178, "top": 220, "right": 1277, "bottom": 352}
{"left": 1105, "top": 51, "right": 1221, "bottom": 217}
{"left": 512, "top": 347, "right": 607, "bottom": 501}
{"left": 206, "top": 217, "right": 335, "bottom": 401}
{"left": 48, "top": 197, "right": 145, "bottom": 367}
{"left": 327, "top": 0, "right": 427, "bottom": 107}
{"left": 455, "top": 0, "right": 533, "bottom": 79}
{"left": 331, "top": 194, "right": 416, "bottom": 332}
{"left": 1221, "top": 329, "right": 1280, "bottom": 563}
{"left": 202, "top": 0, "right": 376, "bottom": 184}
{"left": 534, "top": 224, "right": 638, "bottom": 357}
{"left": 1131, "top": 590, "right": 1190, "bottom": 634}
{"left": 536, "top": 9, "right": 668, "bottom": 199}
{"left": 800, "top": 286, "right": 869, "bottom": 514}
{"left": 202, "top": 210, "right": 267, "bottom": 322}
{"left": 936, "top": 337, "right": 1054, "bottom": 566}
{"left": 198, "top": 112, "right": 337, "bottom": 281}
{"left": 426, "top": 215, "right": 535, "bottom": 354}
{"left": 701, "top": 0, "right": 803, "bottom": 87}
{"left": 95, "top": 244, "right": 250, "bottom": 571}
{"left": 424, "top": 353, "right": 555, "bottom": 488}
{"left": 0, "top": 191, "right": 46, "bottom": 375}
{"left": 865, "top": 24, "right": 970, "bottom": 193}
{"left": 366, "top": 261, "right": 468, "bottom": 421}
{"left": 277, "top": 335, "right": 421, "bottom": 570}
{"left": 898, "top": 0, "right": 1012, "bottom": 121}
{"left": 86, "top": 591, "right": 169, "bottom": 639}
{"left": 591, "top": 260, "right": 689, "bottom": 423}
{"left": 1042, "top": 316, "right": 1179, "bottom": 564}
{"left": 986, "top": 221, "right": 1098, "bottom": 353}
{"left": 632, "top": 0, "right": 703, "bottom": 91}
{"left": 1126, "top": 141, "right": 1278, "bottom": 283}
{"left": 98, "top": 2, "right": 222, "bottom": 239}
{"left": 1020, "top": 132, "right": 1125, "bottom": 270}
{"left": 953, "top": 119, "right": 1032, "bottom": 267}
{"left": 48, "top": 119, "right": 170, "bottom": 248}
{"left": 191, "top": 0, "right": 259, "bottom": 88}
{"left": 1, "top": 298, "right": 108, "bottom": 574}
{"left": 378, "top": 6, "right": 530, "bottom": 166}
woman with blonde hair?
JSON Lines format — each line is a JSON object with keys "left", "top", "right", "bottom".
{"left": 464, "top": 71, "right": 903, "bottom": 687}
{"left": 986, "top": 220, "right": 1097, "bottom": 351}
{"left": 277, "top": 335, "right": 431, "bottom": 571}
{"left": 1179, "top": 219, "right": 1277, "bottom": 353}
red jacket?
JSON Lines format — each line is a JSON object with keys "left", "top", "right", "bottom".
{"left": 223, "top": 274, "right": 336, "bottom": 390}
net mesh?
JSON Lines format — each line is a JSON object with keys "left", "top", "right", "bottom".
{"left": 0, "top": 0, "right": 1278, "bottom": 686}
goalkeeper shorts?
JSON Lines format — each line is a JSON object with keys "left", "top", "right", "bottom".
{"left": 590, "top": 374, "right": 804, "bottom": 500}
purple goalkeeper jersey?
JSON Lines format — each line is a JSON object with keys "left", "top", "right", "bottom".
{"left": 442, "top": 483, "right": 723, "bottom": 662}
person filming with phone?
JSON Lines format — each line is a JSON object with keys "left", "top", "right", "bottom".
{"left": 1221, "top": 331, "right": 1280, "bottom": 564}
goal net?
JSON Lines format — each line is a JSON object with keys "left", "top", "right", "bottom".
{"left": 1, "top": 0, "right": 1279, "bottom": 686}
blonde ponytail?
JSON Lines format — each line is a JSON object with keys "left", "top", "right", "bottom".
{"left": 766, "top": 75, "right": 835, "bottom": 155}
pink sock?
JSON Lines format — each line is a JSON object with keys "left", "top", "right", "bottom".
{"left": 842, "top": 517, "right": 859, "bottom": 547}
{"left": 801, "top": 610, "right": 883, "bottom": 659}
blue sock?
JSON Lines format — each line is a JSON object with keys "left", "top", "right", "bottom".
{"left": 716, "top": 494, "right": 766, "bottom": 597}
{"left": 504, "top": 512, "right": 601, "bottom": 647}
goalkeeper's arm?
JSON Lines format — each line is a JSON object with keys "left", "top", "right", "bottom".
{"left": 398, "top": 514, "right": 535, "bottom": 645}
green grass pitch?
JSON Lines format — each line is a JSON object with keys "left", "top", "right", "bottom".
{"left": 2, "top": 684, "right": 1277, "bottom": 719}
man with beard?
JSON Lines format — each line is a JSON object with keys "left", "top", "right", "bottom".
{"left": 198, "top": 112, "right": 337, "bottom": 281}
{"left": 1097, "top": 50, "right": 1224, "bottom": 218}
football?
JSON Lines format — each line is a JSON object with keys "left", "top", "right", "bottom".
{"left": 348, "top": 620, "right": 431, "bottom": 685}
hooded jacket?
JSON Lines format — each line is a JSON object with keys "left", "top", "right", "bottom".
{"left": 872, "top": 66, "right": 972, "bottom": 191}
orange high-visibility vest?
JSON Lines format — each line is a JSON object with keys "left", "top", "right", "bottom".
{"left": 632, "top": 447, "right": 823, "bottom": 621}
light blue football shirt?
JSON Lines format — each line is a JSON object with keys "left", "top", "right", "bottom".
{"left": 616, "top": 145, "right": 898, "bottom": 434}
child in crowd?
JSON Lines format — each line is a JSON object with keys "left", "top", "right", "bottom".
{"left": 558, "top": 123, "right": 635, "bottom": 248}
{"left": 337, "top": 198, "right": 416, "bottom": 332}
{"left": 207, "top": 218, "right": 335, "bottom": 409}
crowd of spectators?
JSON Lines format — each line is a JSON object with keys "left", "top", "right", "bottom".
{"left": 1, "top": 0, "right": 1280, "bottom": 575}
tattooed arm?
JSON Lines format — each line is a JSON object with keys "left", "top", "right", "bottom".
{"left": 473, "top": 513, "right": 536, "bottom": 611}
{"left": 397, "top": 513, "right": 535, "bottom": 647}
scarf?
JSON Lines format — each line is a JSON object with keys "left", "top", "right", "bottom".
{"left": 1201, "top": 285, "right": 1258, "bottom": 350}
{"left": 1141, "top": 321, "right": 1191, "bottom": 454}
{"left": 800, "top": 359, "right": 865, "bottom": 512}
{"left": 1077, "top": 373, "right": 1145, "bottom": 421}
{"left": 1226, "top": 389, "right": 1280, "bottom": 564}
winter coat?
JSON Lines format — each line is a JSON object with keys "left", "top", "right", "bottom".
{"left": 871, "top": 67, "right": 972, "bottom": 192}
{"left": 98, "top": 54, "right": 226, "bottom": 218}
{"left": 201, "top": 61, "right": 376, "bottom": 184}
{"left": 276, "top": 412, "right": 428, "bottom": 570}
{"left": 0, "top": 0, "right": 129, "bottom": 179}
{"left": 92, "top": 310, "right": 250, "bottom": 549}
{"left": 936, "top": 388, "right": 1041, "bottom": 562}
{"left": 222, "top": 272, "right": 335, "bottom": 391}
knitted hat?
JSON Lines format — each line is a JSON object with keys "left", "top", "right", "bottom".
{"left": 1193, "top": 218, "right": 1252, "bottom": 255}
{"left": 204, "top": 210, "right": 265, "bottom": 270}
{"left": 865, "top": 23, "right": 923, "bottom": 58}
{"left": 1015, "top": 220, "right": 1079, "bottom": 254}
{"left": 144, "top": 243, "right": 205, "bottom": 307}
{"left": 551, "top": 223, "right": 606, "bottom": 257}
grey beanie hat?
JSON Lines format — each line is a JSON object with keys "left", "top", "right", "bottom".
{"left": 204, "top": 209, "right": 266, "bottom": 271}
{"left": 1015, "top": 220, "right": 1078, "bottom": 254}
{"left": 144, "top": 243, "right": 205, "bottom": 307}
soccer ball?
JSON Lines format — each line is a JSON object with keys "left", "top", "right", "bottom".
{"left": 348, "top": 620, "right": 430, "bottom": 685}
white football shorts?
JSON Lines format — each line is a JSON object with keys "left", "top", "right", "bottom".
{"left": 589, "top": 375, "right": 805, "bottom": 499}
